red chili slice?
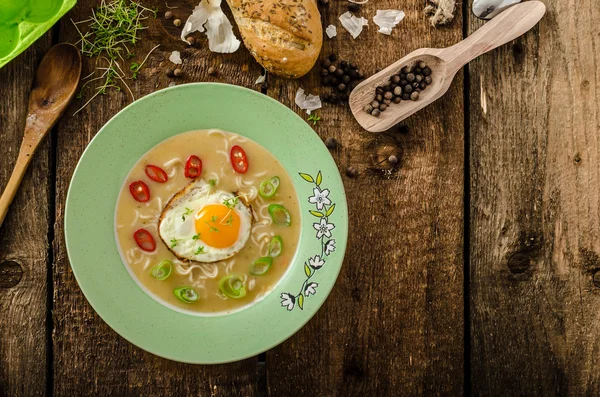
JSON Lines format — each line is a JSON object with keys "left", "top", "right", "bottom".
{"left": 145, "top": 165, "right": 168, "bottom": 183}
{"left": 184, "top": 155, "right": 202, "bottom": 178}
{"left": 133, "top": 229, "right": 156, "bottom": 252}
{"left": 230, "top": 145, "right": 248, "bottom": 174}
{"left": 129, "top": 181, "right": 150, "bottom": 202}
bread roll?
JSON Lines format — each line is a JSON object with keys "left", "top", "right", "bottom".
{"left": 225, "top": 0, "right": 323, "bottom": 79}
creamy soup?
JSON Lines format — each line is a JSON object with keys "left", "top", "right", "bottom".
{"left": 115, "top": 129, "right": 301, "bottom": 314}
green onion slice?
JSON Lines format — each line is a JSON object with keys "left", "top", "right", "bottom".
{"left": 250, "top": 256, "right": 273, "bottom": 276}
{"left": 173, "top": 286, "right": 199, "bottom": 303}
{"left": 259, "top": 176, "right": 280, "bottom": 198}
{"left": 268, "top": 236, "right": 283, "bottom": 257}
{"left": 268, "top": 204, "right": 291, "bottom": 226}
{"left": 150, "top": 260, "right": 172, "bottom": 281}
{"left": 218, "top": 274, "right": 247, "bottom": 299}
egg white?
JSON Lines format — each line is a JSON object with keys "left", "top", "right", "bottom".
{"left": 158, "top": 179, "right": 252, "bottom": 262}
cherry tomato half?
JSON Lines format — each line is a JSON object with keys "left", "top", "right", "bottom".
{"left": 184, "top": 155, "right": 202, "bottom": 178}
{"left": 145, "top": 165, "right": 168, "bottom": 183}
{"left": 133, "top": 229, "right": 156, "bottom": 252}
{"left": 230, "top": 145, "right": 248, "bottom": 174}
{"left": 129, "top": 181, "right": 150, "bottom": 202}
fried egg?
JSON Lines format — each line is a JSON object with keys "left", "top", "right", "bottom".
{"left": 158, "top": 179, "right": 252, "bottom": 262}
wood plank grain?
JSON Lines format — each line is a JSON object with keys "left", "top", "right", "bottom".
{"left": 0, "top": 35, "right": 53, "bottom": 397}
{"left": 469, "top": 0, "right": 600, "bottom": 394}
{"left": 265, "top": 1, "right": 465, "bottom": 395}
{"left": 52, "top": 1, "right": 263, "bottom": 395}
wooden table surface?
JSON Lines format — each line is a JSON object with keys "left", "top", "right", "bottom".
{"left": 1, "top": 0, "right": 598, "bottom": 395}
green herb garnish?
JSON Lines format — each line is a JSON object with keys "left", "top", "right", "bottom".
{"left": 182, "top": 207, "right": 194, "bottom": 221}
{"left": 223, "top": 214, "right": 234, "bottom": 226}
{"left": 192, "top": 233, "right": 201, "bottom": 240}
{"left": 208, "top": 178, "right": 217, "bottom": 187}
{"left": 71, "top": 0, "right": 159, "bottom": 115}
{"left": 210, "top": 215, "right": 218, "bottom": 223}
{"left": 223, "top": 197, "right": 238, "bottom": 209}
{"left": 204, "top": 221, "right": 219, "bottom": 233}
{"left": 194, "top": 246, "right": 206, "bottom": 255}
{"left": 170, "top": 238, "right": 179, "bottom": 248}
{"left": 308, "top": 114, "right": 321, "bottom": 125}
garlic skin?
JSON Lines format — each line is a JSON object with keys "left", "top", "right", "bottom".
{"left": 325, "top": 25, "right": 337, "bottom": 39}
{"left": 373, "top": 10, "right": 405, "bottom": 35}
{"left": 339, "top": 12, "right": 368, "bottom": 39}
{"left": 181, "top": 0, "right": 241, "bottom": 53}
{"left": 295, "top": 88, "right": 322, "bottom": 115}
{"left": 169, "top": 51, "right": 182, "bottom": 64}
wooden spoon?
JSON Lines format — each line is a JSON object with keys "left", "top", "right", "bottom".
{"left": 0, "top": 43, "right": 81, "bottom": 227}
{"left": 349, "top": 1, "right": 546, "bottom": 132}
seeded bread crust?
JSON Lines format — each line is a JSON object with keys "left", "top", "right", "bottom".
{"left": 225, "top": 0, "right": 323, "bottom": 78}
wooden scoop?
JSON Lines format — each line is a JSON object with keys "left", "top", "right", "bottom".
{"left": 0, "top": 43, "right": 81, "bottom": 227}
{"left": 349, "top": 1, "right": 546, "bottom": 132}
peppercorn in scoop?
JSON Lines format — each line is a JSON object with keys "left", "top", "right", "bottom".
{"left": 365, "top": 60, "right": 433, "bottom": 117}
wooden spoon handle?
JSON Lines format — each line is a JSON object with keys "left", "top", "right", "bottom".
{"left": 443, "top": 1, "right": 546, "bottom": 74}
{"left": 0, "top": 132, "right": 42, "bottom": 227}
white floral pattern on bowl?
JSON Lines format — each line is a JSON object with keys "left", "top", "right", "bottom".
{"left": 280, "top": 171, "right": 336, "bottom": 311}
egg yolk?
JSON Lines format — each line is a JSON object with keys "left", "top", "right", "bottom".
{"left": 194, "top": 204, "right": 241, "bottom": 248}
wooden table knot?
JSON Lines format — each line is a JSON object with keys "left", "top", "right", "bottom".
{"left": 0, "top": 260, "right": 23, "bottom": 289}
{"left": 507, "top": 251, "right": 533, "bottom": 274}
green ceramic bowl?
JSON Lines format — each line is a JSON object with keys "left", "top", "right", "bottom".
{"left": 65, "top": 83, "right": 348, "bottom": 364}
{"left": 0, "top": 0, "right": 77, "bottom": 69}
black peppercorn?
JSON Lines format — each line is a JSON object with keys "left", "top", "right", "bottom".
{"left": 415, "top": 67, "right": 422, "bottom": 74}
{"left": 371, "top": 100, "right": 380, "bottom": 109}
{"left": 164, "top": 11, "right": 173, "bottom": 19}
{"left": 330, "top": 77, "right": 339, "bottom": 86}
{"left": 393, "top": 96, "right": 402, "bottom": 104}
{"left": 402, "top": 93, "right": 410, "bottom": 100}
{"left": 388, "top": 154, "right": 398, "bottom": 165}
{"left": 392, "top": 75, "right": 401, "bottom": 84}
{"left": 166, "top": 68, "right": 174, "bottom": 77}
{"left": 420, "top": 81, "right": 427, "bottom": 89}
{"left": 376, "top": 94, "right": 383, "bottom": 102}
{"left": 186, "top": 36, "right": 196, "bottom": 46}
{"left": 328, "top": 65, "right": 336, "bottom": 73}
{"left": 335, "top": 68, "right": 344, "bottom": 77}
{"left": 207, "top": 67, "right": 216, "bottom": 75}
{"left": 330, "top": 94, "right": 338, "bottom": 102}
{"left": 403, "top": 84, "right": 413, "bottom": 93}
{"left": 406, "top": 73, "right": 415, "bottom": 82}
{"left": 418, "top": 61, "right": 426, "bottom": 69}
{"left": 400, "top": 73, "right": 406, "bottom": 79}
{"left": 401, "top": 66, "right": 411, "bottom": 74}
{"left": 371, "top": 109, "right": 380, "bottom": 117}
{"left": 410, "top": 91, "right": 420, "bottom": 101}
{"left": 340, "top": 61, "right": 348, "bottom": 68}
{"left": 400, "top": 79, "right": 408, "bottom": 86}
{"left": 379, "top": 103, "right": 387, "bottom": 112}
{"left": 174, "top": 68, "right": 183, "bottom": 77}
{"left": 383, "top": 99, "right": 391, "bottom": 106}
{"left": 346, "top": 166, "right": 358, "bottom": 177}
{"left": 376, "top": 86, "right": 383, "bottom": 94}
{"left": 425, "top": 76, "right": 432, "bottom": 85}
{"left": 322, "top": 76, "right": 332, "bottom": 85}
{"left": 415, "top": 74, "right": 423, "bottom": 83}
{"left": 325, "top": 137, "right": 338, "bottom": 149}
{"left": 393, "top": 86, "right": 402, "bottom": 96}
{"left": 423, "top": 66, "right": 432, "bottom": 76}
{"left": 329, "top": 54, "right": 337, "bottom": 62}
{"left": 384, "top": 91, "right": 393, "bottom": 100}
{"left": 357, "top": 70, "right": 364, "bottom": 79}
{"left": 322, "top": 59, "right": 331, "bottom": 68}
{"left": 383, "top": 83, "right": 391, "bottom": 91}
{"left": 173, "top": 18, "right": 182, "bottom": 27}
{"left": 321, "top": 94, "right": 331, "bottom": 103}
{"left": 337, "top": 83, "right": 347, "bottom": 91}
{"left": 319, "top": 0, "right": 329, "bottom": 4}
{"left": 342, "top": 75, "right": 351, "bottom": 83}
{"left": 364, "top": 104, "right": 373, "bottom": 113}
{"left": 321, "top": 69, "right": 329, "bottom": 76}
{"left": 350, "top": 63, "right": 357, "bottom": 69}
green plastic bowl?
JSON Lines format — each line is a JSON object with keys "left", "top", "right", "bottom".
{"left": 0, "top": 0, "right": 76, "bottom": 69}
